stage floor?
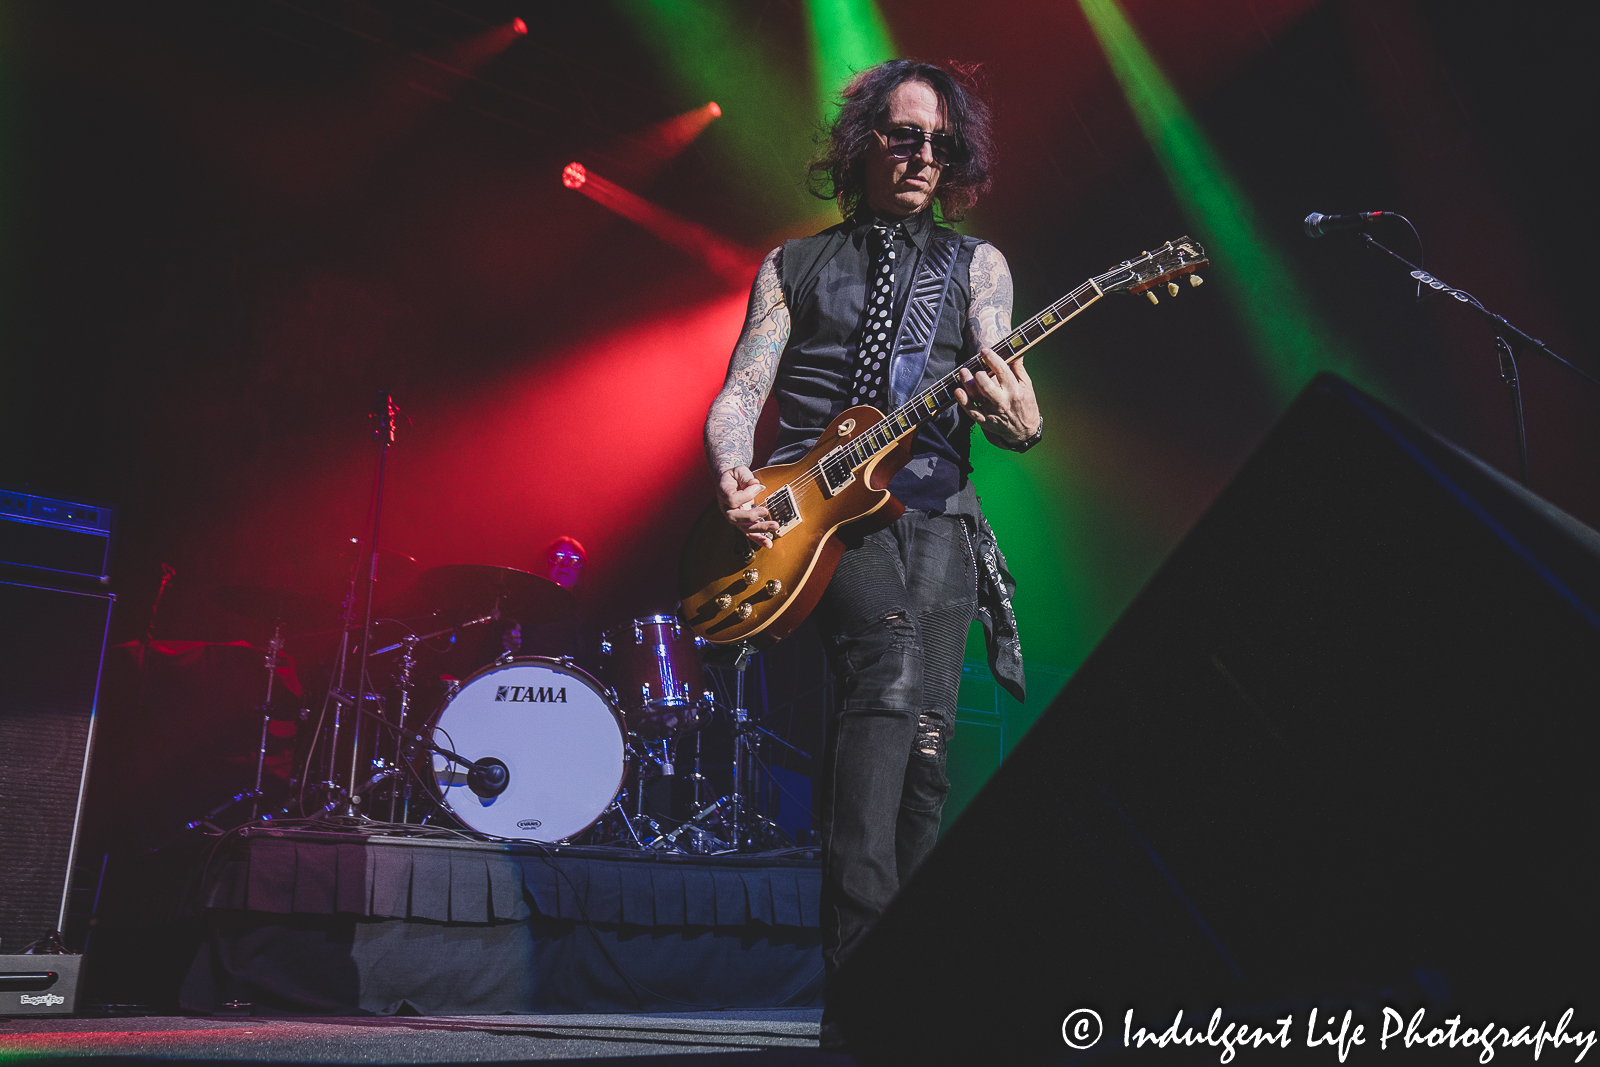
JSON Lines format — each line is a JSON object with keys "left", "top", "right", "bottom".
{"left": 0, "top": 1009, "right": 849, "bottom": 1064}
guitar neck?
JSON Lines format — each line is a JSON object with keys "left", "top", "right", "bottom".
{"left": 839, "top": 277, "right": 1103, "bottom": 467}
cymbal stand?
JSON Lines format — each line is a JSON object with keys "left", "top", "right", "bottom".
{"left": 252, "top": 623, "right": 285, "bottom": 821}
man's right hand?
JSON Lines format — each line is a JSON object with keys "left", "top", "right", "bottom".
{"left": 718, "top": 466, "right": 777, "bottom": 549}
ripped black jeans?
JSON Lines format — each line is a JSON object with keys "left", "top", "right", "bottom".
{"left": 815, "top": 510, "right": 978, "bottom": 980}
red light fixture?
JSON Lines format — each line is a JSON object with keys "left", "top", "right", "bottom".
{"left": 511, "top": 17, "right": 528, "bottom": 35}
{"left": 561, "top": 162, "right": 587, "bottom": 189}
{"left": 708, "top": 101, "right": 722, "bottom": 118}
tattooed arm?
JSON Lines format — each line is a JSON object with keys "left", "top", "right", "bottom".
{"left": 705, "top": 246, "right": 791, "bottom": 547}
{"left": 955, "top": 242, "right": 1041, "bottom": 447}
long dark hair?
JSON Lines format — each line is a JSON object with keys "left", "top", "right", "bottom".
{"left": 808, "top": 60, "right": 995, "bottom": 221}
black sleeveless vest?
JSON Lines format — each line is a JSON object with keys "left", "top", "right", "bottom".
{"left": 773, "top": 209, "right": 983, "bottom": 513}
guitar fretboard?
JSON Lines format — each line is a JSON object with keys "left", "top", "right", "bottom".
{"left": 836, "top": 277, "right": 1102, "bottom": 469}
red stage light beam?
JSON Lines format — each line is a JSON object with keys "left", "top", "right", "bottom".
{"left": 561, "top": 161, "right": 759, "bottom": 286}
{"left": 448, "top": 20, "right": 528, "bottom": 73}
{"left": 587, "top": 103, "right": 724, "bottom": 185}
{"left": 638, "top": 101, "right": 723, "bottom": 161}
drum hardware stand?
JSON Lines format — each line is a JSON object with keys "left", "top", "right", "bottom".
{"left": 249, "top": 624, "right": 286, "bottom": 822}
{"left": 308, "top": 689, "right": 385, "bottom": 820}
{"left": 614, "top": 737, "right": 679, "bottom": 849}
{"left": 388, "top": 633, "right": 418, "bottom": 822}
{"left": 364, "top": 607, "right": 501, "bottom": 822}
{"left": 658, "top": 795, "right": 728, "bottom": 853}
{"left": 370, "top": 608, "right": 500, "bottom": 658}
{"left": 696, "top": 643, "right": 794, "bottom": 852}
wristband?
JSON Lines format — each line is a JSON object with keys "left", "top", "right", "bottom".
{"left": 992, "top": 414, "right": 1043, "bottom": 453}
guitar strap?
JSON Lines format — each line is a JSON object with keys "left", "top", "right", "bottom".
{"left": 886, "top": 227, "right": 963, "bottom": 409}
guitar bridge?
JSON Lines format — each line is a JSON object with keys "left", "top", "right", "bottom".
{"left": 819, "top": 447, "right": 855, "bottom": 497}
{"left": 764, "top": 485, "right": 800, "bottom": 536}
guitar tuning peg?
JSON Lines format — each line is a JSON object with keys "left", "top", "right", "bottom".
{"left": 1189, "top": 274, "right": 1204, "bottom": 287}
{"left": 1145, "top": 290, "right": 1159, "bottom": 305}
{"left": 1166, "top": 282, "right": 1180, "bottom": 297}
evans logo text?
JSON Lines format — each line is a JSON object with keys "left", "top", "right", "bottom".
{"left": 496, "top": 685, "right": 567, "bottom": 703}
{"left": 516, "top": 819, "right": 543, "bottom": 830}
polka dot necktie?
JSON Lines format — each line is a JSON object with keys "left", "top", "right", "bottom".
{"left": 849, "top": 221, "right": 901, "bottom": 406}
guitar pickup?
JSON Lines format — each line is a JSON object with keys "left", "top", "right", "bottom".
{"left": 819, "top": 447, "right": 855, "bottom": 497}
{"left": 764, "top": 485, "right": 801, "bottom": 536}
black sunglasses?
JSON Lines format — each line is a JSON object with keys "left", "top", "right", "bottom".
{"left": 879, "top": 126, "right": 961, "bottom": 166}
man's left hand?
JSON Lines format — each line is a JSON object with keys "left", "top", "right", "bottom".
{"left": 955, "top": 349, "right": 1040, "bottom": 446}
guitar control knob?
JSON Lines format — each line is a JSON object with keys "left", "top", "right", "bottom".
{"left": 736, "top": 603, "right": 754, "bottom": 620}
{"left": 743, "top": 568, "right": 760, "bottom": 584}
{"left": 715, "top": 594, "right": 733, "bottom": 611}
{"left": 1189, "top": 274, "right": 1204, "bottom": 286}
{"left": 1166, "top": 282, "right": 1179, "bottom": 296}
{"left": 765, "top": 579, "right": 783, "bottom": 596}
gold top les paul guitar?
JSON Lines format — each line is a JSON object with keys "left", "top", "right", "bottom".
{"left": 679, "top": 237, "right": 1209, "bottom": 648}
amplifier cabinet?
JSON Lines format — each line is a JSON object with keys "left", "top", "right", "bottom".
{"left": 0, "top": 581, "right": 114, "bottom": 956}
{"left": 0, "top": 490, "right": 115, "bottom": 584}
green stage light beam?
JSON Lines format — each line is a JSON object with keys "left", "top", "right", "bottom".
{"left": 805, "top": 0, "right": 897, "bottom": 124}
{"left": 1079, "top": 0, "right": 1357, "bottom": 403}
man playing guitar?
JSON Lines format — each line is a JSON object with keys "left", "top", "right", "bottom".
{"left": 701, "top": 59, "right": 1040, "bottom": 1049}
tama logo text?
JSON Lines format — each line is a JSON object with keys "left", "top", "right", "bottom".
{"left": 19, "top": 993, "right": 66, "bottom": 1006}
{"left": 495, "top": 685, "right": 567, "bottom": 703}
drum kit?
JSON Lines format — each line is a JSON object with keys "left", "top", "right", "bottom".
{"left": 199, "top": 393, "right": 802, "bottom": 853}
{"left": 214, "top": 556, "right": 802, "bottom": 854}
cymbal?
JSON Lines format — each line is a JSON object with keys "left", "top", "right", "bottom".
{"left": 409, "top": 565, "right": 575, "bottom": 624}
{"left": 213, "top": 584, "right": 341, "bottom": 630}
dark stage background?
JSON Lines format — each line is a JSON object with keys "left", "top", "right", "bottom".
{"left": 2, "top": 1, "right": 1595, "bottom": 815}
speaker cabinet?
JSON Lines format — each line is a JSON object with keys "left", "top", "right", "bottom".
{"left": 0, "top": 581, "right": 114, "bottom": 955}
{"left": 833, "top": 375, "right": 1600, "bottom": 1064}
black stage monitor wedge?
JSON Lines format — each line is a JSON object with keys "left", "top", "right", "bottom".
{"left": 832, "top": 374, "right": 1600, "bottom": 1066}
{"left": 0, "top": 581, "right": 115, "bottom": 957}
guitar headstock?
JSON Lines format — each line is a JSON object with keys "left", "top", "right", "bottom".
{"left": 1095, "top": 238, "right": 1209, "bottom": 304}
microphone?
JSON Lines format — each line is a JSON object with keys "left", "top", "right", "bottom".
{"left": 1303, "top": 211, "right": 1394, "bottom": 238}
{"left": 466, "top": 757, "right": 510, "bottom": 799}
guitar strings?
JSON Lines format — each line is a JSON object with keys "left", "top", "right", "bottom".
{"left": 775, "top": 279, "right": 1102, "bottom": 501}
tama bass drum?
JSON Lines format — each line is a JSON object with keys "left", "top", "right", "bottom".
{"left": 428, "top": 657, "right": 626, "bottom": 842}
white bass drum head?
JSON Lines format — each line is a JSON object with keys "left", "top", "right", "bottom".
{"left": 430, "top": 658, "right": 625, "bottom": 842}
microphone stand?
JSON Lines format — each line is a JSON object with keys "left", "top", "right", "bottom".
{"left": 1355, "top": 233, "right": 1600, "bottom": 487}
{"left": 343, "top": 697, "right": 509, "bottom": 805}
